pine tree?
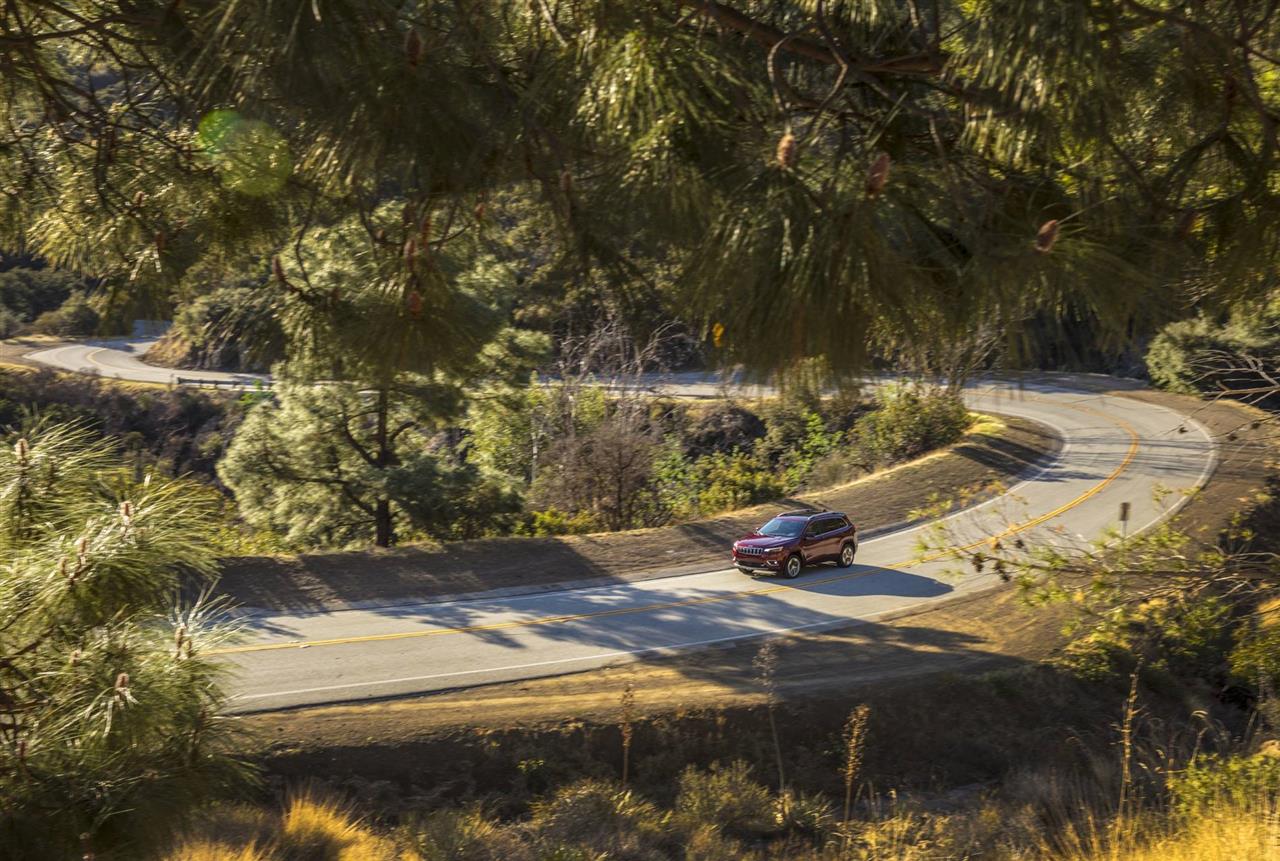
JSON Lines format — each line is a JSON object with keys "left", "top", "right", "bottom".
{"left": 0, "top": 423, "right": 250, "bottom": 856}
{"left": 2, "top": 2, "right": 1278, "bottom": 374}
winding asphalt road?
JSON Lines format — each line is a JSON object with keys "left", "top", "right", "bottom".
{"left": 25, "top": 337, "right": 269, "bottom": 388}
{"left": 22, "top": 340, "right": 1218, "bottom": 713}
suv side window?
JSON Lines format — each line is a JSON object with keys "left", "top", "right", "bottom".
{"left": 815, "top": 517, "right": 839, "bottom": 535}
{"left": 804, "top": 520, "right": 821, "bottom": 537}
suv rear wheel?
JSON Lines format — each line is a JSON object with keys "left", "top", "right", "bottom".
{"left": 783, "top": 555, "right": 803, "bottom": 579}
{"left": 839, "top": 542, "right": 856, "bottom": 568}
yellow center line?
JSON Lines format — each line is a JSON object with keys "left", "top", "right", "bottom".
{"left": 211, "top": 399, "right": 1141, "bottom": 657}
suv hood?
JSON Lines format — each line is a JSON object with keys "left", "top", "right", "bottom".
{"left": 735, "top": 533, "right": 795, "bottom": 549}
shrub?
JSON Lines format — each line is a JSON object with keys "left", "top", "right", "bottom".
{"left": 851, "top": 385, "right": 971, "bottom": 469}
{"left": 160, "top": 840, "right": 274, "bottom": 861}
{"left": 1168, "top": 752, "right": 1280, "bottom": 817}
{"left": 1056, "top": 597, "right": 1233, "bottom": 684}
{"left": 0, "top": 305, "right": 23, "bottom": 337}
{"left": 755, "top": 396, "right": 820, "bottom": 465}
{"left": 278, "top": 792, "right": 399, "bottom": 861}
{"left": 0, "top": 367, "right": 243, "bottom": 481}
{"left": 776, "top": 410, "right": 844, "bottom": 487}
{"left": 146, "top": 284, "right": 286, "bottom": 373}
{"left": 654, "top": 444, "right": 785, "bottom": 520}
{"left": 530, "top": 410, "right": 668, "bottom": 532}
{"left": 674, "top": 761, "right": 776, "bottom": 837}
{"left": 162, "top": 795, "right": 400, "bottom": 861}
{"left": 1145, "top": 312, "right": 1280, "bottom": 404}
{"left": 519, "top": 507, "right": 600, "bottom": 536}
{"left": 692, "top": 451, "right": 787, "bottom": 513}
{"left": 403, "top": 806, "right": 531, "bottom": 861}
{"left": 1229, "top": 600, "right": 1280, "bottom": 690}
{"left": 682, "top": 404, "right": 766, "bottom": 457}
{"left": 29, "top": 293, "right": 100, "bottom": 335}
{"left": 0, "top": 267, "right": 80, "bottom": 322}
{"left": 529, "top": 779, "right": 671, "bottom": 861}
{"left": 467, "top": 382, "right": 607, "bottom": 485}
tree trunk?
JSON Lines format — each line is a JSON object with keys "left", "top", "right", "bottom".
{"left": 373, "top": 385, "right": 395, "bottom": 548}
{"left": 374, "top": 498, "right": 394, "bottom": 548}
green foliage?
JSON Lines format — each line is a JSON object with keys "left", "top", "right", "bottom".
{"left": 210, "top": 203, "right": 547, "bottom": 549}
{"left": 779, "top": 411, "right": 845, "bottom": 488}
{"left": 1229, "top": 607, "right": 1280, "bottom": 690}
{"left": 851, "top": 385, "right": 972, "bottom": 469}
{"left": 219, "top": 381, "right": 520, "bottom": 549}
{"left": 529, "top": 779, "right": 672, "bottom": 859}
{"left": 491, "top": 387, "right": 967, "bottom": 531}
{"left": 272, "top": 205, "right": 515, "bottom": 388}
{"left": 1056, "top": 597, "right": 1233, "bottom": 684}
{"left": 29, "top": 293, "right": 100, "bottom": 336}
{"left": 6, "top": 0, "right": 1275, "bottom": 381}
{"left": 1168, "top": 752, "right": 1280, "bottom": 818}
{"left": 518, "top": 508, "right": 600, "bottom": 538}
{"left": 1145, "top": 309, "right": 1280, "bottom": 398}
{"left": 148, "top": 282, "right": 286, "bottom": 373}
{"left": 655, "top": 446, "right": 786, "bottom": 521}
{"left": 467, "top": 382, "right": 608, "bottom": 485}
{"left": 404, "top": 805, "right": 531, "bottom": 861}
{"left": 674, "top": 761, "right": 776, "bottom": 837}
{"left": 0, "top": 306, "right": 22, "bottom": 338}
{"left": 0, "top": 267, "right": 79, "bottom": 323}
{"left": 0, "top": 423, "right": 250, "bottom": 857}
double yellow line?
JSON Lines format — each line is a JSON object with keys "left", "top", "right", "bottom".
{"left": 212, "top": 400, "right": 1140, "bottom": 657}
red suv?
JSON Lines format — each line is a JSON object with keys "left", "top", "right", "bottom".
{"left": 732, "top": 509, "right": 858, "bottom": 579}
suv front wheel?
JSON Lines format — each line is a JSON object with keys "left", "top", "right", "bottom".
{"left": 783, "top": 555, "right": 803, "bottom": 579}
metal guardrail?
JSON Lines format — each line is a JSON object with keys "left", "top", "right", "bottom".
{"left": 174, "top": 376, "right": 273, "bottom": 390}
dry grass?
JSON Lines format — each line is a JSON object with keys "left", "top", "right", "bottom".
{"left": 161, "top": 793, "right": 403, "bottom": 861}
{"left": 162, "top": 841, "right": 274, "bottom": 861}
{"left": 1054, "top": 799, "right": 1280, "bottom": 861}
{"left": 155, "top": 786, "right": 1280, "bottom": 861}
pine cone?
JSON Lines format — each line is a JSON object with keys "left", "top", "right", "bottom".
{"left": 405, "top": 28, "right": 424, "bottom": 68}
{"left": 776, "top": 132, "right": 797, "bottom": 169}
{"left": 866, "top": 153, "right": 891, "bottom": 197}
{"left": 1034, "top": 220, "right": 1060, "bottom": 254}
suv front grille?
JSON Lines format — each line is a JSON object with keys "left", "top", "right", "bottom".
{"left": 737, "top": 546, "right": 769, "bottom": 556}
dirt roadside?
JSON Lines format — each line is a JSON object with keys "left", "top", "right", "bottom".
{"left": 0, "top": 334, "right": 67, "bottom": 367}
{"left": 216, "top": 415, "right": 1058, "bottom": 613}
{"left": 243, "top": 391, "right": 1275, "bottom": 761}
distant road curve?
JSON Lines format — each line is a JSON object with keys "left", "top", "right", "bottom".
{"left": 24, "top": 338, "right": 270, "bottom": 388}
{"left": 21, "top": 337, "right": 770, "bottom": 396}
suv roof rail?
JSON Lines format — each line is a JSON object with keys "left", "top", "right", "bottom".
{"left": 779, "top": 508, "right": 822, "bottom": 517}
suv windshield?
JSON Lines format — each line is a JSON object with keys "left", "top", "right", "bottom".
{"left": 758, "top": 517, "right": 805, "bottom": 537}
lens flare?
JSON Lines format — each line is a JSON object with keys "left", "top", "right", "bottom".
{"left": 197, "top": 110, "right": 292, "bottom": 196}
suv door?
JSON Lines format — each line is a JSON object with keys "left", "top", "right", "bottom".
{"left": 800, "top": 519, "right": 824, "bottom": 562}
{"left": 816, "top": 516, "right": 844, "bottom": 560}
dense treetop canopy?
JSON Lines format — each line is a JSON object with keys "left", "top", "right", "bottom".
{"left": 2, "top": 1, "right": 1278, "bottom": 375}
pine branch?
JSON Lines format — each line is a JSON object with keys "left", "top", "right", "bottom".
{"left": 674, "top": 0, "right": 946, "bottom": 75}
